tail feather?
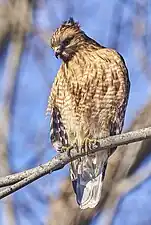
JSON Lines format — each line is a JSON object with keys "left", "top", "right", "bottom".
{"left": 70, "top": 151, "right": 108, "bottom": 209}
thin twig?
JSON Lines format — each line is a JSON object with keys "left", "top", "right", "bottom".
{"left": 0, "top": 127, "right": 151, "bottom": 199}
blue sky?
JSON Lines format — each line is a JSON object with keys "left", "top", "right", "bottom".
{"left": 0, "top": 0, "right": 150, "bottom": 224}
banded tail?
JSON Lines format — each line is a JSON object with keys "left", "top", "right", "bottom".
{"left": 70, "top": 151, "right": 108, "bottom": 209}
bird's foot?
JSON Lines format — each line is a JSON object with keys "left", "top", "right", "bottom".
{"left": 60, "top": 145, "right": 70, "bottom": 153}
{"left": 82, "top": 138, "right": 99, "bottom": 155}
{"left": 61, "top": 144, "right": 77, "bottom": 157}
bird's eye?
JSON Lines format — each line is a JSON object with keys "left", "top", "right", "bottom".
{"left": 63, "top": 37, "right": 73, "bottom": 46}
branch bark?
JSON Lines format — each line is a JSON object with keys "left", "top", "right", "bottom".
{"left": 0, "top": 127, "right": 151, "bottom": 199}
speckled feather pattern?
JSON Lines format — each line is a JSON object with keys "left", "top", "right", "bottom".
{"left": 47, "top": 46, "right": 130, "bottom": 147}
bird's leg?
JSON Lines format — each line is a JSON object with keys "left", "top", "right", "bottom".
{"left": 67, "top": 143, "right": 78, "bottom": 157}
{"left": 82, "top": 138, "right": 99, "bottom": 155}
{"left": 61, "top": 144, "right": 78, "bottom": 157}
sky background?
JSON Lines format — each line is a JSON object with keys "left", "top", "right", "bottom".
{"left": 0, "top": 0, "right": 150, "bottom": 224}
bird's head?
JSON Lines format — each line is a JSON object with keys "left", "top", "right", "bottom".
{"left": 50, "top": 18, "right": 83, "bottom": 61}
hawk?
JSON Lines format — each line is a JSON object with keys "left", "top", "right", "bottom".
{"left": 47, "top": 17, "right": 130, "bottom": 209}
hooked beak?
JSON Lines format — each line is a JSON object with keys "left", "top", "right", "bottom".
{"left": 54, "top": 46, "right": 62, "bottom": 58}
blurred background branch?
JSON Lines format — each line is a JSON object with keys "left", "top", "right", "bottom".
{"left": 103, "top": 161, "right": 151, "bottom": 225}
{"left": 0, "top": 1, "right": 31, "bottom": 224}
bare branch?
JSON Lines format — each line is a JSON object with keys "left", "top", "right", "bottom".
{"left": 0, "top": 127, "right": 151, "bottom": 199}
{"left": 0, "top": 167, "right": 39, "bottom": 187}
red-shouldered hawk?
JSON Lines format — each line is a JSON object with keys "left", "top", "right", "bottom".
{"left": 47, "top": 17, "right": 130, "bottom": 209}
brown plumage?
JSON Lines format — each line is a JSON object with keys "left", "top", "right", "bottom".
{"left": 47, "top": 17, "right": 130, "bottom": 209}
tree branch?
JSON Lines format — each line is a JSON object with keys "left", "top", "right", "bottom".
{"left": 0, "top": 127, "right": 151, "bottom": 199}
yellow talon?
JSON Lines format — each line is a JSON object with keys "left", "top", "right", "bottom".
{"left": 82, "top": 138, "right": 98, "bottom": 155}
{"left": 60, "top": 146, "right": 71, "bottom": 153}
{"left": 61, "top": 144, "right": 77, "bottom": 157}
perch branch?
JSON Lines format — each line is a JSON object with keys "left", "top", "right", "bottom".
{"left": 0, "top": 127, "right": 151, "bottom": 199}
